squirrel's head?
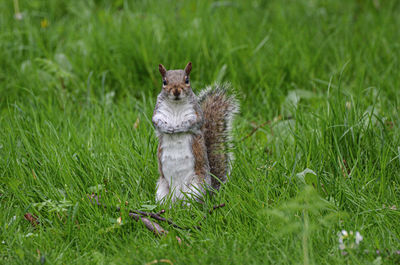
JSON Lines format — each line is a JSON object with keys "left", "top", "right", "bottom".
{"left": 158, "top": 62, "right": 192, "bottom": 101}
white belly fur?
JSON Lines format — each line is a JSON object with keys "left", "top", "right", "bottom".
{"left": 161, "top": 133, "right": 195, "bottom": 191}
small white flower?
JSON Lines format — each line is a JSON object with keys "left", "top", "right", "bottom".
{"left": 15, "top": 13, "right": 23, "bottom": 20}
{"left": 338, "top": 229, "right": 363, "bottom": 251}
{"left": 338, "top": 230, "right": 347, "bottom": 250}
{"left": 355, "top": 231, "right": 363, "bottom": 244}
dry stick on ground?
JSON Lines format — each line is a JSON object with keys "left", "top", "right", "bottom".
{"left": 132, "top": 210, "right": 185, "bottom": 230}
{"left": 88, "top": 194, "right": 225, "bottom": 233}
{"left": 195, "top": 203, "right": 226, "bottom": 229}
{"left": 88, "top": 194, "right": 183, "bottom": 229}
{"left": 240, "top": 116, "right": 295, "bottom": 142}
{"left": 88, "top": 194, "right": 169, "bottom": 235}
{"left": 209, "top": 203, "right": 226, "bottom": 215}
{"left": 240, "top": 121, "right": 270, "bottom": 141}
{"left": 201, "top": 203, "right": 226, "bottom": 220}
{"left": 129, "top": 212, "right": 168, "bottom": 236}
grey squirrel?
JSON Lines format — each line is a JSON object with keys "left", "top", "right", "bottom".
{"left": 152, "top": 62, "right": 239, "bottom": 204}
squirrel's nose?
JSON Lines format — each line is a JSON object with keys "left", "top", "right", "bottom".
{"left": 173, "top": 89, "right": 180, "bottom": 97}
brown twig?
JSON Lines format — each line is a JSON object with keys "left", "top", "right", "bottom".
{"left": 88, "top": 194, "right": 169, "bottom": 235}
{"left": 209, "top": 203, "right": 226, "bottom": 214}
{"left": 202, "top": 203, "right": 226, "bottom": 220}
{"left": 240, "top": 121, "right": 270, "bottom": 141}
{"left": 240, "top": 116, "right": 295, "bottom": 142}
{"left": 132, "top": 210, "right": 185, "bottom": 230}
{"left": 88, "top": 194, "right": 225, "bottom": 234}
{"left": 129, "top": 212, "right": 168, "bottom": 236}
{"left": 88, "top": 194, "right": 185, "bottom": 231}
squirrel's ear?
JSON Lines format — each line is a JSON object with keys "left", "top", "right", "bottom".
{"left": 184, "top": 62, "right": 192, "bottom": 75}
{"left": 159, "top": 64, "right": 167, "bottom": 78}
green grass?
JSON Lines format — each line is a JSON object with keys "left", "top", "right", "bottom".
{"left": 1, "top": 0, "right": 400, "bottom": 264}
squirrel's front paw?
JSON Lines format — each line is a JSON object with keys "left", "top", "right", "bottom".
{"left": 166, "top": 127, "right": 175, "bottom": 133}
{"left": 153, "top": 118, "right": 162, "bottom": 127}
{"left": 162, "top": 124, "right": 177, "bottom": 134}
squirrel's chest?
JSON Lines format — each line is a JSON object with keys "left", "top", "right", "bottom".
{"left": 160, "top": 134, "right": 195, "bottom": 185}
{"left": 157, "top": 102, "right": 196, "bottom": 126}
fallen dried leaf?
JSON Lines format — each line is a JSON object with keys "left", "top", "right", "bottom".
{"left": 24, "top": 213, "right": 39, "bottom": 227}
{"left": 32, "top": 169, "right": 37, "bottom": 180}
{"left": 146, "top": 259, "right": 173, "bottom": 265}
{"left": 134, "top": 117, "right": 140, "bottom": 129}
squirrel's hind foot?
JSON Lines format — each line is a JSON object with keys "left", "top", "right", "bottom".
{"left": 155, "top": 176, "right": 170, "bottom": 203}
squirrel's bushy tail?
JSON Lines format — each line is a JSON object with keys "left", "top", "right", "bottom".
{"left": 198, "top": 83, "right": 239, "bottom": 190}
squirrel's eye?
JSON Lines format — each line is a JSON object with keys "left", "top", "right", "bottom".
{"left": 185, "top": 77, "right": 189, "bottom": 84}
{"left": 163, "top": 80, "right": 167, "bottom": 86}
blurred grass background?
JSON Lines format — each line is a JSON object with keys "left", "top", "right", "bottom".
{"left": 1, "top": 0, "right": 400, "bottom": 264}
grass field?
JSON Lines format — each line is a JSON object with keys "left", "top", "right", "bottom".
{"left": 1, "top": 0, "right": 400, "bottom": 264}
